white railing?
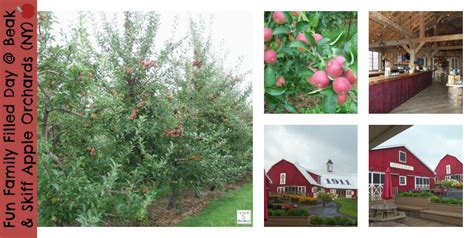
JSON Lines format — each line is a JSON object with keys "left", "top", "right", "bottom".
{"left": 369, "top": 184, "right": 383, "bottom": 201}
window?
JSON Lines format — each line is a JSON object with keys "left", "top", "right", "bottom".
{"left": 399, "top": 176, "right": 407, "bottom": 186}
{"left": 297, "top": 186, "right": 306, "bottom": 195}
{"left": 369, "top": 51, "right": 380, "bottom": 71}
{"left": 312, "top": 187, "right": 318, "bottom": 193}
{"left": 346, "top": 190, "right": 352, "bottom": 198}
{"left": 446, "top": 165, "right": 451, "bottom": 175}
{"left": 330, "top": 189, "right": 337, "bottom": 194}
{"left": 370, "top": 172, "right": 385, "bottom": 185}
{"left": 346, "top": 180, "right": 351, "bottom": 185}
{"left": 279, "top": 173, "right": 286, "bottom": 185}
{"left": 277, "top": 187, "right": 285, "bottom": 193}
{"left": 415, "top": 176, "right": 430, "bottom": 190}
{"left": 326, "top": 178, "right": 331, "bottom": 184}
{"left": 399, "top": 151, "right": 407, "bottom": 163}
{"left": 445, "top": 176, "right": 450, "bottom": 180}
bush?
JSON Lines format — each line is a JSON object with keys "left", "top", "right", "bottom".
{"left": 286, "top": 208, "right": 310, "bottom": 217}
{"left": 310, "top": 216, "right": 324, "bottom": 225}
{"left": 325, "top": 217, "right": 337, "bottom": 225}
{"left": 268, "top": 209, "right": 286, "bottom": 216}
{"left": 431, "top": 196, "right": 441, "bottom": 203}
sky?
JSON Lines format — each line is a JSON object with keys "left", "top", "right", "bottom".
{"left": 377, "top": 125, "right": 463, "bottom": 170}
{"left": 50, "top": 11, "right": 253, "bottom": 84}
{"left": 264, "top": 125, "right": 358, "bottom": 174}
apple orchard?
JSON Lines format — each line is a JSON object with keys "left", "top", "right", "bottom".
{"left": 264, "top": 11, "right": 358, "bottom": 113}
{"left": 37, "top": 12, "right": 252, "bottom": 226}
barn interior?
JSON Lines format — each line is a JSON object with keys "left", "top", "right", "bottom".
{"left": 369, "top": 11, "right": 463, "bottom": 113}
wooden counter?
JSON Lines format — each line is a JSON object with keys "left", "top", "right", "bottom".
{"left": 369, "top": 71, "right": 432, "bottom": 113}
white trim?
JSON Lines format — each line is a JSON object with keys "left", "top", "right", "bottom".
{"left": 399, "top": 150, "right": 407, "bottom": 163}
{"left": 399, "top": 176, "right": 407, "bottom": 186}
{"left": 277, "top": 187, "right": 285, "bottom": 193}
{"left": 371, "top": 145, "right": 435, "bottom": 173}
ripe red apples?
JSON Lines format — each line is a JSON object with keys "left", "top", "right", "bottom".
{"left": 264, "top": 50, "right": 277, "bottom": 64}
{"left": 325, "top": 56, "right": 345, "bottom": 77}
{"left": 343, "top": 69, "right": 357, "bottom": 85}
{"left": 273, "top": 11, "right": 286, "bottom": 24}
{"left": 313, "top": 33, "right": 323, "bottom": 43}
{"left": 332, "top": 77, "right": 352, "bottom": 95}
{"left": 264, "top": 28, "right": 273, "bottom": 42}
{"left": 276, "top": 76, "right": 286, "bottom": 87}
{"left": 308, "top": 71, "right": 329, "bottom": 88}
{"left": 337, "top": 94, "right": 348, "bottom": 104}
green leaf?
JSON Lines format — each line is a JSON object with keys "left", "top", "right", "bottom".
{"left": 322, "top": 90, "right": 338, "bottom": 113}
{"left": 304, "top": 32, "right": 316, "bottom": 46}
{"left": 288, "top": 40, "right": 308, "bottom": 51}
{"left": 273, "top": 26, "right": 289, "bottom": 35}
{"left": 349, "top": 63, "right": 358, "bottom": 77}
{"left": 264, "top": 67, "right": 276, "bottom": 87}
{"left": 284, "top": 100, "right": 298, "bottom": 113}
{"left": 283, "top": 12, "right": 293, "bottom": 24}
{"left": 317, "top": 38, "right": 330, "bottom": 47}
{"left": 299, "top": 68, "right": 314, "bottom": 79}
{"left": 344, "top": 41, "right": 352, "bottom": 53}
{"left": 309, "top": 12, "right": 319, "bottom": 29}
{"left": 296, "top": 22, "right": 310, "bottom": 32}
{"left": 266, "top": 87, "right": 287, "bottom": 96}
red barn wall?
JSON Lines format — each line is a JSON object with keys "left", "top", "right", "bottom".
{"left": 435, "top": 155, "right": 463, "bottom": 181}
{"left": 369, "top": 146, "right": 435, "bottom": 192}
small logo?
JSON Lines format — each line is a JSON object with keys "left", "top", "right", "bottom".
{"left": 237, "top": 210, "right": 252, "bottom": 224}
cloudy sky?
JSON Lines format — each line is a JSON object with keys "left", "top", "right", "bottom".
{"left": 264, "top": 125, "right": 357, "bottom": 174}
{"left": 377, "top": 125, "right": 463, "bottom": 170}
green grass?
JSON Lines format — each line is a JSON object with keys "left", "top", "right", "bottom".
{"left": 177, "top": 183, "right": 253, "bottom": 227}
{"left": 335, "top": 198, "right": 357, "bottom": 217}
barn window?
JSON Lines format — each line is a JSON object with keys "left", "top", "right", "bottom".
{"left": 371, "top": 173, "right": 385, "bottom": 184}
{"left": 369, "top": 51, "right": 380, "bottom": 71}
{"left": 399, "top": 176, "right": 407, "bottom": 186}
{"left": 277, "top": 187, "right": 285, "bottom": 193}
{"left": 331, "top": 179, "right": 339, "bottom": 184}
{"left": 330, "top": 189, "right": 337, "bottom": 194}
{"left": 340, "top": 179, "right": 345, "bottom": 185}
{"left": 399, "top": 151, "right": 407, "bottom": 163}
{"left": 326, "top": 179, "right": 331, "bottom": 184}
{"left": 346, "top": 180, "right": 351, "bottom": 185}
{"left": 280, "top": 173, "right": 286, "bottom": 185}
{"left": 446, "top": 165, "right": 451, "bottom": 175}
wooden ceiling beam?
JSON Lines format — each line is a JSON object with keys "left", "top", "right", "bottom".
{"left": 370, "top": 34, "right": 463, "bottom": 48}
{"left": 369, "top": 11, "right": 416, "bottom": 39}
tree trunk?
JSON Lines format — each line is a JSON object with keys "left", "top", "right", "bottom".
{"left": 42, "top": 109, "right": 49, "bottom": 140}
{"left": 166, "top": 182, "right": 179, "bottom": 210}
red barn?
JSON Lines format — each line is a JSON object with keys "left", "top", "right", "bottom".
{"left": 435, "top": 154, "right": 463, "bottom": 182}
{"left": 369, "top": 145, "right": 435, "bottom": 200}
{"left": 266, "top": 159, "right": 357, "bottom": 199}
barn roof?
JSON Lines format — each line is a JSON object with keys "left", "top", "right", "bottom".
{"left": 309, "top": 170, "right": 358, "bottom": 190}
{"left": 294, "top": 162, "right": 320, "bottom": 186}
{"left": 435, "top": 154, "right": 463, "bottom": 172}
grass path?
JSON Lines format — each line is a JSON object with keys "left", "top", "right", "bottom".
{"left": 177, "top": 183, "right": 253, "bottom": 227}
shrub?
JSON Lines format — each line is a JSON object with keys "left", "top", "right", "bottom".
{"left": 325, "top": 217, "right": 337, "bottom": 225}
{"left": 430, "top": 196, "right": 441, "bottom": 203}
{"left": 286, "top": 208, "right": 310, "bottom": 217}
{"left": 268, "top": 209, "right": 286, "bottom": 216}
{"left": 310, "top": 216, "right": 324, "bottom": 225}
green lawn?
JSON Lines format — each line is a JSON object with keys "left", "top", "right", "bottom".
{"left": 177, "top": 183, "right": 253, "bottom": 227}
{"left": 335, "top": 198, "right": 357, "bottom": 217}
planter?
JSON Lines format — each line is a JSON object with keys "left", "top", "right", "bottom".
{"left": 265, "top": 216, "right": 310, "bottom": 227}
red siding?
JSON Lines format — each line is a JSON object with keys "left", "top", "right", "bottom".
{"left": 369, "top": 71, "right": 432, "bottom": 113}
{"left": 435, "top": 155, "right": 463, "bottom": 181}
{"left": 267, "top": 160, "right": 316, "bottom": 196}
{"left": 369, "top": 146, "right": 435, "bottom": 192}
